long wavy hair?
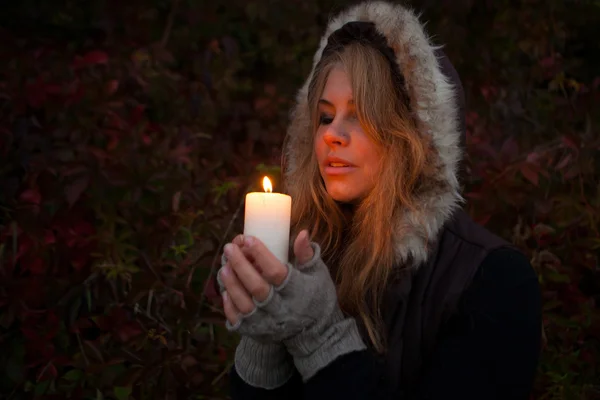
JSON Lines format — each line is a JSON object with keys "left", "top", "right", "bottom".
{"left": 284, "top": 42, "right": 434, "bottom": 352}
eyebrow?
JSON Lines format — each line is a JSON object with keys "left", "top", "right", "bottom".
{"left": 318, "top": 98, "right": 355, "bottom": 107}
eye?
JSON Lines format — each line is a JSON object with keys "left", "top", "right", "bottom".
{"left": 319, "top": 114, "right": 334, "bottom": 125}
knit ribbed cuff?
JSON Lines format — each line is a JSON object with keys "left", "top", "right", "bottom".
{"left": 234, "top": 337, "right": 295, "bottom": 389}
{"left": 285, "top": 310, "right": 367, "bottom": 381}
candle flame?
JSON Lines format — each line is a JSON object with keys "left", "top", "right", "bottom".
{"left": 263, "top": 176, "right": 273, "bottom": 193}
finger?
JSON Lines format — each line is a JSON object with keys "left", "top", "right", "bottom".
{"left": 222, "top": 291, "right": 240, "bottom": 326}
{"left": 239, "top": 247, "right": 259, "bottom": 270}
{"left": 224, "top": 243, "right": 271, "bottom": 302}
{"left": 229, "top": 235, "right": 257, "bottom": 263}
{"left": 243, "top": 236, "right": 289, "bottom": 286}
{"left": 293, "top": 230, "right": 314, "bottom": 265}
{"left": 232, "top": 234, "right": 245, "bottom": 247}
{"left": 216, "top": 266, "right": 226, "bottom": 293}
{"left": 219, "top": 264, "right": 255, "bottom": 315}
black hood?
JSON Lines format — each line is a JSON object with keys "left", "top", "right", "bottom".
{"left": 284, "top": 1, "right": 466, "bottom": 266}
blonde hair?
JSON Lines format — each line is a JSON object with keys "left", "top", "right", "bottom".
{"left": 284, "top": 42, "right": 433, "bottom": 352}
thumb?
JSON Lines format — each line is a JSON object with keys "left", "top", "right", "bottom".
{"left": 294, "top": 230, "right": 314, "bottom": 265}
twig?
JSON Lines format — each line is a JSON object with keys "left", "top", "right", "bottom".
{"left": 122, "top": 348, "right": 143, "bottom": 363}
{"left": 489, "top": 138, "right": 564, "bottom": 184}
{"left": 57, "top": 272, "right": 100, "bottom": 306}
{"left": 159, "top": 0, "right": 180, "bottom": 48}
{"left": 140, "top": 251, "right": 185, "bottom": 302}
{"left": 36, "top": 361, "right": 53, "bottom": 382}
{"left": 76, "top": 332, "right": 90, "bottom": 366}
{"left": 192, "top": 184, "right": 251, "bottom": 311}
{"left": 146, "top": 289, "right": 154, "bottom": 317}
{"left": 211, "top": 361, "right": 234, "bottom": 386}
{"left": 128, "top": 303, "right": 172, "bottom": 334}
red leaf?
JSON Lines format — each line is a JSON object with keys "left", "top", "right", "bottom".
{"left": 476, "top": 214, "right": 492, "bottom": 226}
{"left": 465, "top": 111, "right": 479, "bottom": 128}
{"left": 22, "top": 256, "right": 46, "bottom": 275}
{"left": 19, "top": 188, "right": 41, "bottom": 205}
{"left": 44, "top": 84, "right": 63, "bottom": 95}
{"left": 520, "top": 164, "right": 539, "bottom": 186}
{"left": 476, "top": 142, "right": 498, "bottom": 160}
{"left": 556, "top": 153, "right": 572, "bottom": 170}
{"left": 66, "top": 81, "right": 86, "bottom": 105}
{"left": 561, "top": 135, "right": 580, "bottom": 151}
{"left": 25, "top": 79, "right": 48, "bottom": 108}
{"left": 17, "top": 235, "right": 35, "bottom": 259}
{"left": 500, "top": 136, "right": 519, "bottom": 160}
{"left": 204, "top": 276, "right": 220, "bottom": 300}
{"left": 70, "top": 247, "right": 93, "bottom": 271}
{"left": 464, "top": 192, "right": 483, "bottom": 200}
{"left": 65, "top": 176, "right": 90, "bottom": 207}
{"left": 107, "top": 135, "right": 119, "bottom": 150}
{"left": 115, "top": 321, "right": 143, "bottom": 343}
{"left": 130, "top": 105, "right": 145, "bottom": 125}
{"left": 84, "top": 50, "right": 109, "bottom": 64}
{"left": 563, "top": 165, "right": 580, "bottom": 180}
{"left": 169, "top": 144, "right": 192, "bottom": 164}
{"left": 17, "top": 278, "right": 46, "bottom": 309}
{"left": 217, "top": 346, "right": 228, "bottom": 363}
{"left": 37, "top": 363, "right": 58, "bottom": 382}
{"left": 88, "top": 147, "right": 109, "bottom": 161}
{"left": 44, "top": 230, "right": 56, "bottom": 245}
{"left": 21, "top": 327, "right": 40, "bottom": 340}
{"left": 526, "top": 152, "right": 540, "bottom": 164}
{"left": 72, "top": 50, "right": 109, "bottom": 69}
{"left": 106, "top": 79, "right": 119, "bottom": 96}
{"left": 539, "top": 55, "right": 555, "bottom": 69}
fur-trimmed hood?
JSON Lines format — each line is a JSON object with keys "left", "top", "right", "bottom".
{"left": 284, "top": 1, "right": 466, "bottom": 266}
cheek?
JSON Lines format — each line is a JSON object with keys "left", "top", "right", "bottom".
{"left": 313, "top": 132, "right": 327, "bottom": 158}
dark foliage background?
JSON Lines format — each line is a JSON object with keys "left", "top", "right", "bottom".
{"left": 0, "top": 0, "right": 598, "bottom": 399}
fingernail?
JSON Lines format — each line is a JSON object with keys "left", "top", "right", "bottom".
{"left": 222, "top": 265, "right": 230, "bottom": 277}
{"left": 222, "top": 291, "right": 228, "bottom": 301}
{"left": 224, "top": 243, "right": 233, "bottom": 256}
{"left": 244, "top": 236, "right": 254, "bottom": 247}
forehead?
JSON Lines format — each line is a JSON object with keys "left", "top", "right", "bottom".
{"left": 321, "top": 67, "right": 353, "bottom": 102}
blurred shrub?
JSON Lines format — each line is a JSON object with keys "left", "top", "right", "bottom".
{"left": 0, "top": 0, "right": 598, "bottom": 398}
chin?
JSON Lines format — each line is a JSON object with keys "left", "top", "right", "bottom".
{"left": 326, "top": 185, "right": 359, "bottom": 204}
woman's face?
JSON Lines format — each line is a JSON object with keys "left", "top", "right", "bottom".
{"left": 314, "top": 67, "right": 381, "bottom": 203}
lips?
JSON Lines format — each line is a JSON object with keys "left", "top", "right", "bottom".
{"left": 323, "top": 156, "right": 356, "bottom": 176}
{"left": 325, "top": 156, "right": 355, "bottom": 167}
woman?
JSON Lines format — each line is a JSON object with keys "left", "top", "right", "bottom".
{"left": 217, "top": 2, "right": 542, "bottom": 399}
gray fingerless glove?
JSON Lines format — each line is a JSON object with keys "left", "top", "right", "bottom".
{"left": 218, "top": 254, "right": 294, "bottom": 389}
{"left": 227, "top": 243, "right": 366, "bottom": 381}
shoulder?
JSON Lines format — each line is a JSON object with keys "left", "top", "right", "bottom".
{"left": 475, "top": 247, "right": 538, "bottom": 289}
{"left": 460, "top": 246, "right": 541, "bottom": 321}
{"left": 437, "top": 210, "right": 540, "bottom": 308}
{"left": 442, "top": 209, "right": 510, "bottom": 251}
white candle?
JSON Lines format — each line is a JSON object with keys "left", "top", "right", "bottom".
{"left": 244, "top": 177, "right": 292, "bottom": 264}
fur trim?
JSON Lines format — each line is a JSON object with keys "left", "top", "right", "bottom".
{"left": 284, "top": 1, "right": 464, "bottom": 266}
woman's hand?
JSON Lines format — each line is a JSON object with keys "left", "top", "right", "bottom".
{"left": 220, "top": 230, "right": 315, "bottom": 328}
{"left": 220, "top": 231, "right": 365, "bottom": 381}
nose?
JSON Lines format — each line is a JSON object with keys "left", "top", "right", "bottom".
{"left": 323, "top": 123, "right": 349, "bottom": 148}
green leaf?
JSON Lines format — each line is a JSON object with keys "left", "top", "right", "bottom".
{"left": 63, "top": 369, "right": 83, "bottom": 381}
{"left": 6, "top": 356, "right": 24, "bottom": 383}
{"left": 545, "top": 270, "right": 571, "bottom": 283}
{"left": 86, "top": 287, "right": 93, "bottom": 311}
{"left": 34, "top": 380, "right": 51, "bottom": 396}
{"left": 256, "top": 163, "right": 281, "bottom": 174}
{"left": 114, "top": 386, "right": 132, "bottom": 400}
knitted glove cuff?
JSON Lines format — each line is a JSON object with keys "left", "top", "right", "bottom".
{"left": 284, "top": 308, "right": 367, "bottom": 381}
{"left": 234, "top": 336, "right": 295, "bottom": 389}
